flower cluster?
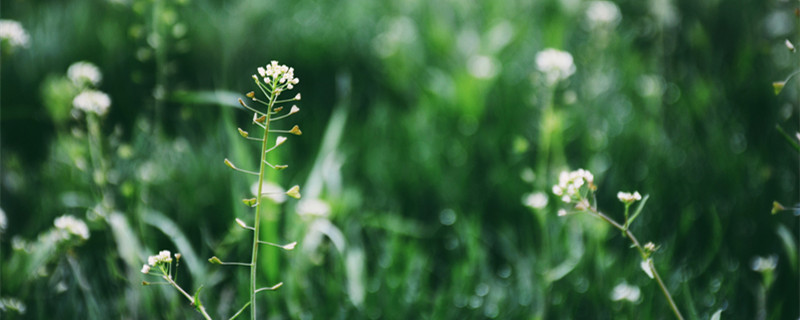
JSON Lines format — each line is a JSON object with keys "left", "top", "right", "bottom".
{"left": 610, "top": 281, "right": 641, "bottom": 302}
{"left": 141, "top": 250, "right": 174, "bottom": 274}
{"left": 73, "top": 90, "right": 111, "bottom": 116}
{"left": 617, "top": 191, "right": 642, "bottom": 204}
{"left": 0, "top": 19, "right": 30, "bottom": 48}
{"left": 535, "top": 48, "right": 576, "bottom": 85}
{"left": 53, "top": 215, "right": 90, "bottom": 240}
{"left": 552, "top": 169, "right": 595, "bottom": 203}
{"left": 67, "top": 61, "right": 102, "bottom": 87}
{"left": 256, "top": 60, "right": 300, "bottom": 90}
{"left": 585, "top": 1, "right": 621, "bottom": 28}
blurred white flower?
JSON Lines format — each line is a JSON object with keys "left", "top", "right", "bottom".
{"left": 617, "top": 191, "right": 642, "bottom": 204}
{"left": 586, "top": 1, "right": 621, "bottom": 28}
{"left": 552, "top": 168, "right": 594, "bottom": 204}
{"left": 73, "top": 90, "right": 111, "bottom": 116}
{"left": 67, "top": 61, "right": 102, "bottom": 87}
{"left": 523, "top": 192, "right": 548, "bottom": 209}
{"left": 141, "top": 264, "right": 151, "bottom": 274}
{"left": 54, "top": 215, "right": 90, "bottom": 240}
{"left": 467, "top": 55, "right": 500, "bottom": 79}
{"left": 0, "top": 207, "right": 6, "bottom": 234}
{"left": 297, "top": 198, "right": 331, "bottom": 218}
{"left": 536, "top": 48, "right": 575, "bottom": 85}
{"left": 610, "top": 281, "right": 641, "bottom": 302}
{"left": 751, "top": 255, "right": 778, "bottom": 272}
{"left": 0, "top": 19, "right": 30, "bottom": 48}
{"left": 251, "top": 181, "right": 286, "bottom": 204}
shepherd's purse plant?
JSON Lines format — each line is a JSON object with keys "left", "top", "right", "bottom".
{"left": 141, "top": 61, "right": 303, "bottom": 319}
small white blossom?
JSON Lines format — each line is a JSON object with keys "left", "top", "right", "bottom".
{"left": 147, "top": 250, "right": 173, "bottom": 267}
{"left": 67, "top": 61, "right": 103, "bottom": 87}
{"left": 523, "top": 192, "right": 549, "bottom": 209}
{"left": 296, "top": 198, "right": 331, "bottom": 218}
{"left": 617, "top": 191, "right": 642, "bottom": 204}
{"left": 786, "top": 39, "right": 795, "bottom": 52}
{"left": 0, "top": 19, "right": 30, "bottom": 48}
{"left": 552, "top": 168, "right": 595, "bottom": 204}
{"left": 257, "top": 61, "right": 299, "bottom": 90}
{"left": 610, "top": 281, "right": 641, "bottom": 302}
{"left": 53, "top": 215, "right": 90, "bottom": 240}
{"left": 251, "top": 181, "right": 286, "bottom": 203}
{"left": 141, "top": 264, "right": 151, "bottom": 274}
{"left": 751, "top": 255, "right": 778, "bottom": 272}
{"left": 586, "top": 1, "right": 621, "bottom": 28}
{"left": 536, "top": 48, "right": 576, "bottom": 85}
{"left": 73, "top": 90, "right": 111, "bottom": 116}
{"left": 275, "top": 136, "right": 287, "bottom": 147}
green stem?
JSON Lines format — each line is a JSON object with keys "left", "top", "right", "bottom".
{"left": 251, "top": 87, "right": 275, "bottom": 320}
{"left": 590, "top": 208, "right": 684, "bottom": 320}
{"left": 162, "top": 274, "right": 212, "bottom": 320}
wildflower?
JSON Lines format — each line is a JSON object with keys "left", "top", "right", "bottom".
{"left": 751, "top": 255, "right": 778, "bottom": 272}
{"left": 786, "top": 39, "right": 796, "bottom": 52}
{"left": 552, "top": 169, "right": 595, "bottom": 204}
{"left": 296, "top": 198, "right": 331, "bottom": 218}
{"left": 73, "top": 90, "right": 111, "bottom": 116}
{"left": 67, "top": 61, "right": 102, "bottom": 87}
{"left": 644, "top": 242, "right": 657, "bottom": 253}
{"left": 251, "top": 181, "right": 287, "bottom": 203}
{"left": 535, "top": 48, "right": 576, "bottom": 85}
{"left": 275, "top": 136, "right": 288, "bottom": 147}
{"left": 255, "top": 61, "right": 300, "bottom": 90}
{"left": 53, "top": 215, "right": 90, "bottom": 240}
{"left": 141, "top": 264, "right": 151, "bottom": 274}
{"left": 289, "top": 105, "right": 300, "bottom": 115}
{"left": 586, "top": 1, "right": 621, "bottom": 28}
{"left": 617, "top": 191, "right": 642, "bottom": 204}
{"left": 147, "top": 250, "right": 173, "bottom": 267}
{"left": 0, "top": 19, "right": 30, "bottom": 48}
{"left": 522, "top": 192, "right": 548, "bottom": 209}
{"left": 610, "top": 282, "right": 641, "bottom": 302}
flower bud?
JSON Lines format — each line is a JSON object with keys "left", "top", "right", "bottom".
{"left": 208, "top": 256, "right": 223, "bottom": 265}
{"left": 238, "top": 128, "right": 249, "bottom": 138}
{"left": 289, "top": 125, "right": 302, "bottom": 136}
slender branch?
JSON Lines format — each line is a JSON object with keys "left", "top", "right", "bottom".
{"left": 588, "top": 207, "right": 684, "bottom": 320}
{"left": 162, "top": 274, "right": 212, "bottom": 320}
{"left": 254, "top": 282, "right": 283, "bottom": 294}
{"left": 228, "top": 302, "right": 251, "bottom": 320}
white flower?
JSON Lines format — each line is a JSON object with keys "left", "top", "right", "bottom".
{"left": 641, "top": 259, "right": 654, "bottom": 279}
{"left": 296, "top": 198, "right": 331, "bottom": 218}
{"left": 535, "top": 48, "right": 576, "bottom": 85}
{"left": 258, "top": 61, "right": 299, "bottom": 90}
{"left": 147, "top": 250, "right": 173, "bottom": 267}
{"left": 610, "top": 281, "right": 641, "bottom": 302}
{"left": 141, "top": 264, "right": 151, "bottom": 274}
{"left": 251, "top": 181, "right": 286, "bottom": 203}
{"left": 289, "top": 105, "right": 300, "bottom": 115}
{"left": 53, "top": 215, "right": 90, "bottom": 240}
{"left": 586, "top": 1, "right": 621, "bottom": 28}
{"left": 73, "top": 90, "right": 111, "bottom": 116}
{"left": 751, "top": 255, "right": 778, "bottom": 272}
{"left": 67, "top": 61, "right": 102, "bottom": 87}
{"left": 617, "top": 191, "right": 642, "bottom": 204}
{"left": 0, "top": 19, "right": 30, "bottom": 48}
{"left": 523, "top": 192, "right": 549, "bottom": 209}
{"left": 786, "top": 39, "right": 796, "bottom": 52}
{"left": 552, "top": 168, "right": 595, "bottom": 204}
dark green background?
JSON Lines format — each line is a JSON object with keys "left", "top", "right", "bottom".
{"left": 1, "top": 0, "right": 798, "bottom": 319}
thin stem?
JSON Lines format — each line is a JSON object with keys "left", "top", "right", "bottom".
{"left": 162, "top": 274, "right": 212, "bottom": 320}
{"left": 589, "top": 207, "right": 684, "bottom": 320}
{"left": 251, "top": 87, "right": 276, "bottom": 320}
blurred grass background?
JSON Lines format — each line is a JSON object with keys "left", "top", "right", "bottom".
{"left": 1, "top": 0, "right": 799, "bottom": 319}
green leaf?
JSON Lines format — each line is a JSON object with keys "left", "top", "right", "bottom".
{"left": 626, "top": 194, "right": 650, "bottom": 228}
{"left": 193, "top": 286, "right": 204, "bottom": 310}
